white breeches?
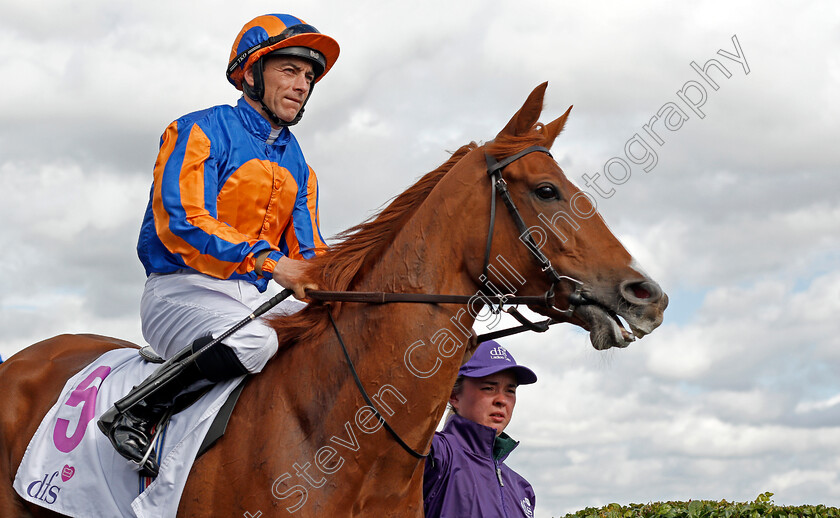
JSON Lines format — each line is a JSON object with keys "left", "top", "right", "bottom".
{"left": 140, "top": 271, "right": 305, "bottom": 374}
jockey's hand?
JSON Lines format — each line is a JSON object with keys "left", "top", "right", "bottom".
{"left": 270, "top": 256, "right": 318, "bottom": 301}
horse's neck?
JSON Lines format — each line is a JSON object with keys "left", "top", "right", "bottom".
{"left": 232, "top": 162, "right": 485, "bottom": 499}
{"left": 337, "top": 161, "right": 484, "bottom": 438}
{"left": 305, "top": 161, "right": 485, "bottom": 458}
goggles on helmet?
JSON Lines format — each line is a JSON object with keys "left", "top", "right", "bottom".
{"left": 227, "top": 24, "right": 324, "bottom": 79}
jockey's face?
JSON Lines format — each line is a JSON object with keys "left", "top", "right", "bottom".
{"left": 450, "top": 371, "right": 518, "bottom": 436}
{"left": 245, "top": 56, "right": 314, "bottom": 126}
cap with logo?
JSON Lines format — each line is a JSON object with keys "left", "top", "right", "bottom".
{"left": 458, "top": 340, "right": 537, "bottom": 385}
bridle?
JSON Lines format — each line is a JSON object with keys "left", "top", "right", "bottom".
{"left": 316, "top": 144, "right": 590, "bottom": 459}
{"left": 482, "top": 145, "right": 585, "bottom": 319}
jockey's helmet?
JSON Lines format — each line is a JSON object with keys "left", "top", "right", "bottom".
{"left": 227, "top": 14, "right": 340, "bottom": 126}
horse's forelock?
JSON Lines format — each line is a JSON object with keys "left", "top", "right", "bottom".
{"left": 485, "top": 122, "right": 549, "bottom": 159}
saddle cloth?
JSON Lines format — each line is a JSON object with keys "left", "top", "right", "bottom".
{"left": 13, "top": 348, "right": 244, "bottom": 518}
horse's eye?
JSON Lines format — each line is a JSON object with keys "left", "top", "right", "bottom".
{"left": 535, "top": 184, "right": 559, "bottom": 200}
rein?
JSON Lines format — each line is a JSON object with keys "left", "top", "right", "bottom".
{"left": 326, "top": 310, "right": 428, "bottom": 458}
{"left": 306, "top": 290, "right": 555, "bottom": 306}
{"left": 314, "top": 144, "right": 590, "bottom": 461}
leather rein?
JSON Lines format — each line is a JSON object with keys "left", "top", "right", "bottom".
{"left": 316, "top": 145, "right": 587, "bottom": 459}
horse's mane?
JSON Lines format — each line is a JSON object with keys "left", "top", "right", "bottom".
{"left": 270, "top": 123, "right": 550, "bottom": 350}
{"left": 270, "top": 142, "right": 476, "bottom": 348}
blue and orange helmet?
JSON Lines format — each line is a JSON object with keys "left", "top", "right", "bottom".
{"left": 227, "top": 14, "right": 339, "bottom": 89}
{"left": 227, "top": 14, "right": 340, "bottom": 125}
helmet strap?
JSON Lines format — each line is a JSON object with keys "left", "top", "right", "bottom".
{"left": 243, "top": 57, "right": 310, "bottom": 128}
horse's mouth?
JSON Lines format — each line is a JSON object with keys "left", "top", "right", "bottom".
{"left": 574, "top": 302, "right": 643, "bottom": 350}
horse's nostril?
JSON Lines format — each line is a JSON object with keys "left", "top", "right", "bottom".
{"left": 622, "top": 280, "right": 663, "bottom": 303}
{"left": 632, "top": 286, "right": 651, "bottom": 299}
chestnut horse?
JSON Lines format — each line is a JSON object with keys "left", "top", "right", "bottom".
{"left": 0, "top": 83, "right": 667, "bottom": 517}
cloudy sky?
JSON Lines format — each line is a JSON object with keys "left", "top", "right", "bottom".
{"left": 1, "top": 0, "right": 838, "bottom": 516}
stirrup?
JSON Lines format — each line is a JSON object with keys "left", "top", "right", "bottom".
{"left": 97, "top": 407, "right": 160, "bottom": 477}
{"left": 135, "top": 411, "right": 171, "bottom": 477}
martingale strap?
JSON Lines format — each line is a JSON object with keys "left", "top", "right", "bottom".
{"left": 326, "top": 310, "right": 428, "bottom": 459}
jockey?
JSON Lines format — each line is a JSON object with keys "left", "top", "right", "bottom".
{"left": 97, "top": 14, "right": 340, "bottom": 477}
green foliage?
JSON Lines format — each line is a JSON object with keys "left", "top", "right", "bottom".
{"left": 560, "top": 492, "right": 840, "bottom": 518}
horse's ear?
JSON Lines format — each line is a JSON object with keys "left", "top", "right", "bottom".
{"left": 498, "top": 82, "right": 548, "bottom": 138}
{"left": 542, "top": 105, "right": 573, "bottom": 150}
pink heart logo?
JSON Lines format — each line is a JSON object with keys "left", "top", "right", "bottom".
{"left": 61, "top": 465, "right": 75, "bottom": 482}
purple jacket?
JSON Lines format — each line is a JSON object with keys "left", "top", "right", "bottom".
{"left": 423, "top": 414, "right": 536, "bottom": 517}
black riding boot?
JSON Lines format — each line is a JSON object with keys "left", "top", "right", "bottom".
{"left": 97, "top": 336, "right": 248, "bottom": 477}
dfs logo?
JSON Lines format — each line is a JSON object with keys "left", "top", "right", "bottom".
{"left": 26, "top": 465, "right": 74, "bottom": 505}
{"left": 520, "top": 497, "right": 534, "bottom": 517}
{"left": 488, "top": 346, "right": 511, "bottom": 362}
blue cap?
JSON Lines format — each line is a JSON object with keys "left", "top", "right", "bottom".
{"left": 458, "top": 340, "right": 537, "bottom": 385}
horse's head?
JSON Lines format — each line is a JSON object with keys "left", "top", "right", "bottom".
{"left": 282, "top": 82, "right": 666, "bottom": 352}
{"left": 475, "top": 82, "right": 668, "bottom": 350}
